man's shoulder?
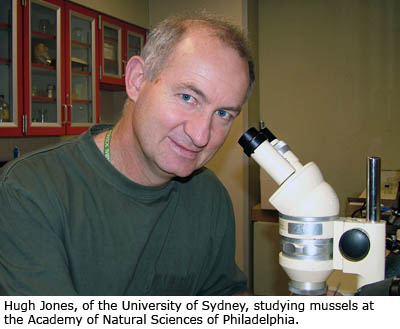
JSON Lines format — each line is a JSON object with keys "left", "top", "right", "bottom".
{"left": 1, "top": 125, "right": 107, "bottom": 183}
{"left": 0, "top": 130, "right": 95, "bottom": 188}
{"left": 1, "top": 139, "right": 76, "bottom": 180}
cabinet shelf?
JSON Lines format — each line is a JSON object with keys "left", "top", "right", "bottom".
{"left": 32, "top": 96, "right": 56, "bottom": 102}
{"left": 104, "top": 36, "right": 118, "bottom": 44}
{"left": 32, "top": 63, "right": 56, "bottom": 71}
{"left": 104, "top": 58, "right": 117, "bottom": 64}
{"left": 0, "top": 22, "right": 11, "bottom": 29}
{"left": 0, "top": 58, "right": 11, "bottom": 65}
{"left": 71, "top": 57, "right": 88, "bottom": 65}
{"left": 72, "top": 69, "right": 91, "bottom": 76}
{"left": 31, "top": 30, "right": 56, "bottom": 40}
{"left": 72, "top": 99, "right": 92, "bottom": 103}
{"left": 71, "top": 40, "right": 91, "bottom": 48}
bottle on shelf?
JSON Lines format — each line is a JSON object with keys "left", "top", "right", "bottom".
{"left": 0, "top": 95, "right": 10, "bottom": 122}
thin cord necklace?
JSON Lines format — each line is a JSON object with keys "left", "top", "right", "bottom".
{"left": 104, "top": 128, "right": 113, "bottom": 161}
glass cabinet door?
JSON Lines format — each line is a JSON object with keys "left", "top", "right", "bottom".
{"left": 0, "top": 0, "right": 21, "bottom": 135}
{"left": 68, "top": 8, "right": 97, "bottom": 132}
{"left": 100, "top": 15, "right": 124, "bottom": 85}
{"left": 100, "top": 17, "right": 145, "bottom": 86}
{"left": 28, "top": 0, "right": 62, "bottom": 134}
{"left": 103, "top": 22, "right": 121, "bottom": 79}
{"left": 0, "top": 0, "right": 12, "bottom": 124}
{"left": 127, "top": 29, "right": 144, "bottom": 59}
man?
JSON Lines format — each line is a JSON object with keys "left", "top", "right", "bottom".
{"left": 0, "top": 13, "right": 254, "bottom": 295}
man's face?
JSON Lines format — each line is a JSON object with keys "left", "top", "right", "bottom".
{"left": 130, "top": 28, "right": 250, "bottom": 183}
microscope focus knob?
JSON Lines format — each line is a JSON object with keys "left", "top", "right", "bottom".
{"left": 339, "top": 229, "right": 370, "bottom": 261}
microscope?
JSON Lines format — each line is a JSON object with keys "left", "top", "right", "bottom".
{"left": 239, "top": 126, "right": 399, "bottom": 296}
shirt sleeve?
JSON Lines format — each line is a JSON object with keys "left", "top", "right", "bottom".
{"left": 0, "top": 180, "right": 78, "bottom": 295}
{"left": 196, "top": 185, "right": 249, "bottom": 296}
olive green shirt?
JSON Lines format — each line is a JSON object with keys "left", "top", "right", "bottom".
{"left": 0, "top": 125, "right": 247, "bottom": 295}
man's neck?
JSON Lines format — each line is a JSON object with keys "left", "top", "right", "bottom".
{"left": 94, "top": 108, "right": 171, "bottom": 187}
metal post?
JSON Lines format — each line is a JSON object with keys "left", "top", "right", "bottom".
{"left": 366, "top": 157, "right": 381, "bottom": 222}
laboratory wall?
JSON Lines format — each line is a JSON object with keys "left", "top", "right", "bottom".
{"left": 259, "top": 0, "right": 400, "bottom": 214}
{"left": 72, "top": 0, "right": 149, "bottom": 28}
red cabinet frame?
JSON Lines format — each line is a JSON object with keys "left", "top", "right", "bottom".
{"left": 0, "top": 0, "right": 24, "bottom": 137}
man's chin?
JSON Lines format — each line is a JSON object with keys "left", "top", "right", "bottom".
{"left": 161, "top": 164, "right": 198, "bottom": 180}
{"left": 172, "top": 168, "right": 197, "bottom": 179}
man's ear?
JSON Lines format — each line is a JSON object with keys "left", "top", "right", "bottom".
{"left": 125, "top": 56, "right": 145, "bottom": 102}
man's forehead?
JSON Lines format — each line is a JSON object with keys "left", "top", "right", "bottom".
{"left": 160, "top": 26, "right": 249, "bottom": 106}
{"left": 175, "top": 25, "right": 228, "bottom": 53}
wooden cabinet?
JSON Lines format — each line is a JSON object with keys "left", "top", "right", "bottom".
{"left": 0, "top": 0, "right": 146, "bottom": 137}
{"left": 99, "top": 14, "right": 146, "bottom": 87}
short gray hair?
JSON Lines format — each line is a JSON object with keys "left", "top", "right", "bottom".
{"left": 141, "top": 12, "right": 255, "bottom": 100}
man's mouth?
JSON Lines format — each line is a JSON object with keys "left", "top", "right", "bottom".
{"left": 168, "top": 137, "right": 200, "bottom": 160}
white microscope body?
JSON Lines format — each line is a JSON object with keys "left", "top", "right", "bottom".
{"left": 239, "top": 127, "right": 386, "bottom": 295}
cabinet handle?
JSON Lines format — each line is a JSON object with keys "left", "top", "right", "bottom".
{"left": 62, "top": 104, "right": 68, "bottom": 125}
{"left": 22, "top": 114, "right": 27, "bottom": 134}
{"left": 68, "top": 104, "right": 73, "bottom": 124}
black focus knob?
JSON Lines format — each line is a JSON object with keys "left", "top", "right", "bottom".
{"left": 339, "top": 229, "right": 370, "bottom": 261}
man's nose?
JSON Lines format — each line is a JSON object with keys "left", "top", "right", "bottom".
{"left": 184, "top": 112, "right": 212, "bottom": 148}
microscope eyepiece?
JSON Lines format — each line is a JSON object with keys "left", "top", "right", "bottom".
{"left": 238, "top": 127, "right": 267, "bottom": 156}
{"left": 239, "top": 126, "right": 280, "bottom": 157}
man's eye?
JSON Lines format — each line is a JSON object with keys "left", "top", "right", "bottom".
{"left": 216, "top": 109, "right": 231, "bottom": 119}
{"left": 181, "top": 94, "right": 194, "bottom": 103}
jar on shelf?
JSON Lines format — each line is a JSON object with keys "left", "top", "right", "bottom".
{"left": 0, "top": 95, "right": 10, "bottom": 122}
{"left": 47, "top": 85, "right": 55, "bottom": 98}
{"left": 39, "top": 19, "right": 50, "bottom": 33}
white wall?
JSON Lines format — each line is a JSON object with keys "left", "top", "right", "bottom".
{"left": 259, "top": 0, "right": 400, "bottom": 214}
{"left": 71, "top": 0, "right": 149, "bottom": 28}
